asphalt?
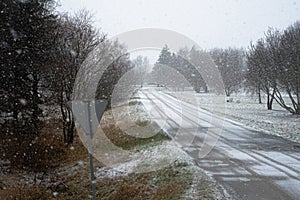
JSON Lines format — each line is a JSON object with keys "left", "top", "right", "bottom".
{"left": 139, "top": 87, "right": 300, "bottom": 200}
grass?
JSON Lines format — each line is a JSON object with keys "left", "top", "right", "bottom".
{"left": 128, "top": 100, "right": 143, "bottom": 106}
{"left": 100, "top": 103, "right": 170, "bottom": 150}
{"left": 197, "top": 179, "right": 214, "bottom": 199}
{"left": 2, "top": 162, "right": 193, "bottom": 200}
{"left": 96, "top": 164, "right": 193, "bottom": 200}
{"left": 0, "top": 119, "right": 91, "bottom": 173}
{"left": 130, "top": 96, "right": 141, "bottom": 100}
{"left": 0, "top": 130, "right": 191, "bottom": 200}
{"left": 102, "top": 122, "right": 170, "bottom": 150}
{"left": 0, "top": 118, "right": 188, "bottom": 200}
{"left": 0, "top": 119, "right": 65, "bottom": 172}
{"left": 3, "top": 185, "right": 51, "bottom": 200}
{"left": 0, "top": 119, "right": 99, "bottom": 199}
{"left": 0, "top": 103, "right": 213, "bottom": 199}
{"left": 1, "top": 164, "right": 194, "bottom": 200}
{"left": 135, "top": 120, "right": 149, "bottom": 127}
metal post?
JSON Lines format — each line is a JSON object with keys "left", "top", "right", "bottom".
{"left": 87, "top": 102, "right": 96, "bottom": 200}
{"left": 68, "top": 100, "right": 107, "bottom": 199}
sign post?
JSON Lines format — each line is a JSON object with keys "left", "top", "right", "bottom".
{"left": 67, "top": 100, "right": 108, "bottom": 200}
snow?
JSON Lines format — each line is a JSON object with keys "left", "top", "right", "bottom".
{"left": 19, "top": 98, "right": 27, "bottom": 105}
{"left": 77, "top": 160, "right": 84, "bottom": 166}
{"left": 95, "top": 140, "right": 192, "bottom": 178}
{"left": 97, "top": 99, "right": 189, "bottom": 178}
{"left": 94, "top": 138, "right": 228, "bottom": 199}
{"left": 167, "top": 91, "right": 300, "bottom": 143}
{"left": 16, "top": 49, "right": 22, "bottom": 54}
{"left": 276, "top": 179, "right": 300, "bottom": 199}
{"left": 70, "top": 50, "right": 77, "bottom": 57}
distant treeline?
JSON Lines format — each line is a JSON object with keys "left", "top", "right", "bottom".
{"left": 150, "top": 22, "right": 300, "bottom": 115}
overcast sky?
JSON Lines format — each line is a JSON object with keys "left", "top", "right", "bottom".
{"left": 59, "top": 0, "right": 300, "bottom": 59}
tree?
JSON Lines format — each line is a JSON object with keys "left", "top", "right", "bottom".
{"left": 187, "top": 47, "right": 211, "bottom": 93}
{"left": 246, "top": 39, "right": 276, "bottom": 109}
{"left": 96, "top": 40, "right": 133, "bottom": 108}
{"left": 157, "top": 45, "right": 172, "bottom": 65}
{"left": 244, "top": 43, "right": 263, "bottom": 104}
{"left": 210, "top": 48, "right": 244, "bottom": 96}
{"left": 0, "top": 0, "right": 57, "bottom": 133}
{"left": 276, "top": 22, "right": 300, "bottom": 114}
{"left": 48, "top": 10, "right": 103, "bottom": 143}
{"left": 154, "top": 45, "right": 180, "bottom": 89}
{"left": 154, "top": 45, "right": 207, "bottom": 92}
{"left": 246, "top": 24, "right": 300, "bottom": 114}
{"left": 132, "top": 56, "right": 149, "bottom": 87}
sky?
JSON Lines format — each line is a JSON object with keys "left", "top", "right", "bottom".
{"left": 58, "top": 0, "right": 300, "bottom": 62}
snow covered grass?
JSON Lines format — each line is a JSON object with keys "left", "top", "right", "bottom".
{"left": 0, "top": 98, "right": 227, "bottom": 199}
{"left": 93, "top": 98, "right": 227, "bottom": 199}
{"left": 168, "top": 91, "right": 300, "bottom": 143}
{"left": 94, "top": 139, "right": 223, "bottom": 200}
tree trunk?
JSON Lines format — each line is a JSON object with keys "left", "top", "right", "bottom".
{"left": 226, "top": 91, "right": 230, "bottom": 97}
{"left": 258, "top": 87, "right": 262, "bottom": 104}
{"left": 204, "top": 85, "right": 208, "bottom": 93}
{"left": 12, "top": 100, "right": 18, "bottom": 124}
{"left": 67, "top": 119, "right": 75, "bottom": 144}
{"left": 31, "top": 73, "right": 40, "bottom": 134}
{"left": 267, "top": 89, "right": 275, "bottom": 110}
{"left": 295, "top": 106, "right": 300, "bottom": 115}
{"left": 267, "top": 93, "right": 272, "bottom": 110}
{"left": 63, "top": 108, "right": 75, "bottom": 144}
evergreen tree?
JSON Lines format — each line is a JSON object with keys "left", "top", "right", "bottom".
{"left": 0, "top": 0, "right": 56, "bottom": 133}
{"left": 157, "top": 45, "right": 172, "bottom": 65}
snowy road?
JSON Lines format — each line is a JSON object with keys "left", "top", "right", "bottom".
{"left": 139, "top": 87, "right": 300, "bottom": 200}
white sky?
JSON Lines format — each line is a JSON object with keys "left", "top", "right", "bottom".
{"left": 58, "top": 0, "right": 300, "bottom": 62}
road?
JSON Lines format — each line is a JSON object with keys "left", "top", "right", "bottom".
{"left": 139, "top": 87, "right": 300, "bottom": 200}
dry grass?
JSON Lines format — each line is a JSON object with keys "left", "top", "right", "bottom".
{"left": 102, "top": 123, "right": 170, "bottom": 150}
{"left": 96, "top": 164, "right": 192, "bottom": 200}
{"left": 3, "top": 184, "right": 51, "bottom": 200}
{"left": 0, "top": 111, "right": 200, "bottom": 200}
{"left": 0, "top": 119, "right": 92, "bottom": 173}
{"left": 0, "top": 118, "right": 184, "bottom": 200}
{"left": 0, "top": 118, "right": 94, "bottom": 199}
{"left": 0, "top": 120, "right": 192, "bottom": 200}
{"left": 0, "top": 119, "right": 65, "bottom": 172}
{"left": 100, "top": 106, "right": 170, "bottom": 150}
{"left": 2, "top": 163, "right": 192, "bottom": 200}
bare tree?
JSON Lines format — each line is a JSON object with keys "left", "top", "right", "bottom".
{"left": 95, "top": 39, "right": 133, "bottom": 107}
{"left": 276, "top": 22, "right": 300, "bottom": 114}
{"left": 49, "top": 10, "right": 103, "bottom": 144}
{"left": 246, "top": 39, "right": 277, "bottom": 109}
{"left": 246, "top": 24, "right": 300, "bottom": 114}
{"left": 210, "top": 48, "right": 244, "bottom": 96}
{"left": 132, "top": 56, "right": 149, "bottom": 87}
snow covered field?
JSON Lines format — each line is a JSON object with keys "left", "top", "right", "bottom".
{"left": 167, "top": 91, "right": 300, "bottom": 143}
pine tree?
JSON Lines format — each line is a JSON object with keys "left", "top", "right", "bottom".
{"left": 0, "top": 0, "right": 56, "bottom": 133}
